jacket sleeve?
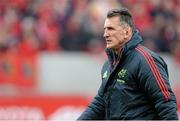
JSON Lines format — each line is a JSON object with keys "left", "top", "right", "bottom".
{"left": 77, "top": 83, "right": 105, "bottom": 120}
{"left": 77, "top": 61, "right": 109, "bottom": 120}
{"left": 137, "top": 53, "right": 178, "bottom": 120}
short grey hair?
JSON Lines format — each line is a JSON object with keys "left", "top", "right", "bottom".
{"left": 107, "top": 8, "right": 135, "bottom": 31}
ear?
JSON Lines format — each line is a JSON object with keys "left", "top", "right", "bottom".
{"left": 124, "top": 26, "right": 131, "bottom": 39}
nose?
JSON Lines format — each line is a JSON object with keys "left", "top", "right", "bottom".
{"left": 103, "top": 29, "right": 109, "bottom": 38}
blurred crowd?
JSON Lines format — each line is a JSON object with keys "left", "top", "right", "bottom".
{"left": 0, "top": 0, "right": 180, "bottom": 62}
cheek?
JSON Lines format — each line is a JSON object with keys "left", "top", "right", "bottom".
{"left": 114, "top": 34, "right": 124, "bottom": 43}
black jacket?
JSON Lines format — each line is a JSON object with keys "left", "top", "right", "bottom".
{"left": 78, "top": 30, "right": 178, "bottom": 120}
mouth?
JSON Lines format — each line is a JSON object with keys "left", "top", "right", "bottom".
{"left": 106, "top": 40, "right": 112, "bottom": 44}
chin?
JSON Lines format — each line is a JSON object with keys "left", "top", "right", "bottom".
{"left": 106, "top": 45, "right": 114, "bottom": 49}
{"left": 106, "top": 45, "right": 112, "bottom": 48}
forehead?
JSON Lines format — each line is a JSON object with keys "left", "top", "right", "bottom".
{"left": 104, "top": 16, "right": 120, "bottom": 28}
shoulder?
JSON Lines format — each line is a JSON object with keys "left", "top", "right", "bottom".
{"left": 125, "top": 45, "right": 144, "bottom": 64}
{"left": 134, "top": 45, "right": 167, "bottom": 66}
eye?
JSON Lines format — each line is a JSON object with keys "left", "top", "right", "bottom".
{"left": 107, "top": 27, "right": 114, "bottom": 30}
{"left": 104, "top": 26, "right": 115, "bottom": 31}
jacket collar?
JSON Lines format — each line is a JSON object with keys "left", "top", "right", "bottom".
{"left": 105, "top": 29, "right": 142, "bottom": 65}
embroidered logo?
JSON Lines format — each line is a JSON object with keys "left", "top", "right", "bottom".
{"left": 102, "top": 70, "right": 108, "bottom": 79}
{"left": 118, "top": 69, "right": 127, "bottom": 78}
{"left": 117, "top": 79, "right": 125, "bottom": 84}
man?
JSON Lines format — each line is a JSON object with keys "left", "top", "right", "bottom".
{"left": 77, "top": 8, "right": 178, "bottom": 120}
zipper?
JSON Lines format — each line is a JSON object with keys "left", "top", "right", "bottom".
{"left": 107, "top": 75, "right": 119, "bottom": 118}
{"left": 105, "top": 47, "right": 126, "bottom": 118}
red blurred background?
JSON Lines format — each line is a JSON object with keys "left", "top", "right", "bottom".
{"left": 0, "top": 0, "right": 179, "bottom": 120}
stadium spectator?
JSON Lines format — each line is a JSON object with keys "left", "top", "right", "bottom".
{"left": 1, "top": 0, "right": 180, "bottom": 54}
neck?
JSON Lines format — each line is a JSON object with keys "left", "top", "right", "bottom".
{"left": 114, "top": 47, "right": 122, "bottom": 55}
{"left": 114, "top": 39, "right": 129, "bottom": 55}
{"left": 116, "top": 33, "right": 133, "bottom": 53}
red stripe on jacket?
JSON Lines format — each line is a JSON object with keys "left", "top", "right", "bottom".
{"left": 135, "top": 46, "right": 170, "bottom": 101}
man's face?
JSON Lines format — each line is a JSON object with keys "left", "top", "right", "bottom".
{"left": 104, "top": 16, "right": 127, "bottom": 51}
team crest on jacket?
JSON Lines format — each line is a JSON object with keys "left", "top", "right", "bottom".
{"left": 118, "top": 69, "right": 127, "bottom": 78}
